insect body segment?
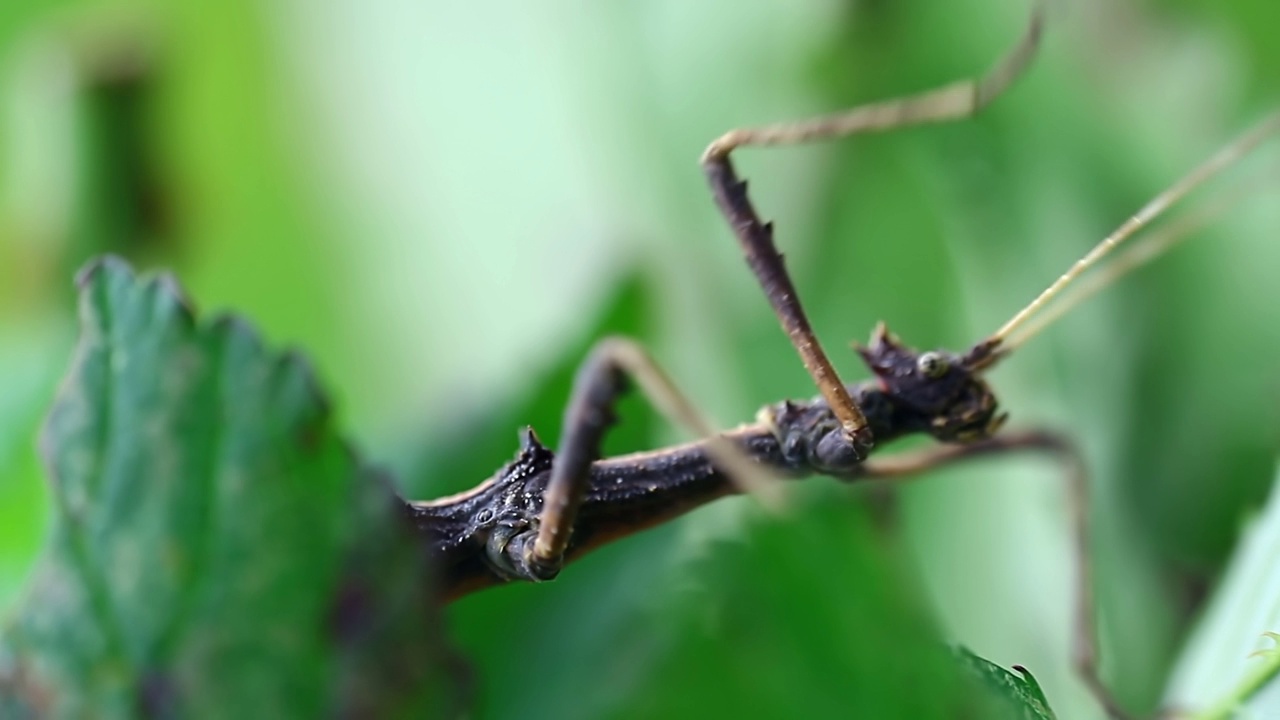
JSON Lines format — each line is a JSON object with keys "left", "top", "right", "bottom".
{"left": 854, "top": 324, "right": 1005, "bottom": 444}
{"left": 764, "top": 326, "right": 1003, "bottom": 473}
{"left": 406, "top": 428, "right": 557, "bottom": 595}
{"left": 410, "top": 328, "right": 1004, "bottom": 596}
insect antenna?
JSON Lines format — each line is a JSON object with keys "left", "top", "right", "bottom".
{"left": 971, "top": 110, "right": 1280, "bottom": 368}
{"left": 1003, "top": 171, "right": 1274, "bottom": 351}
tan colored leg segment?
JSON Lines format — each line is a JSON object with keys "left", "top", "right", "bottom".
{"left": 531, "top": 337, "right": 783, "bottom": 575}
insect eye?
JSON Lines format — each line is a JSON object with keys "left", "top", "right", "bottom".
{"left": 917, "top": 351, "right": 949, "bottom": 379}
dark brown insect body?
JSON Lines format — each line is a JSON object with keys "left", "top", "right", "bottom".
{"left": 407, "top": 327, "right": 1003, "bottom": 600}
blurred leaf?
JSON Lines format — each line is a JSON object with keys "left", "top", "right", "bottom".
{"left": 957, "top": 646, "right": 1057, "bottom": 720}
{"left": 0, "top": 321, "right": 65, "bottom": 612}
{"left": 0, "top": 257, "right": 459, "bottom": 717}
{"left": 70, "top": 31, "right": 172, "bottom": 264}
{"left": 1163, "top": 464, "right": 1280, "bottom": 717}
{"left": 603, "top": 490, "right": 1023, "bottom": 719}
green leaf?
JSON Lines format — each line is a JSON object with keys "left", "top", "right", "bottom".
{"left": 1163, "top": 464, "right": 1280, "bottom": 718}
{"left": 956, "top": 646, "right": 1056, "bottom": 720}
{"left": 595, "top": 494, "right": 1057, "bottom": 720}
{"left": 0, "top": 257, "right": 460, "bottom": 718}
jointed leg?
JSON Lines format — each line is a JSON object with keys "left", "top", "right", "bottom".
{"left": 701, "top": 2, "right": 1045, "bottom": 463}
{"left": 525, "top": 336, "right": 783, "bottom": 580}
{"left": 856, "top": 431, "right": 1129, "bottom": 720}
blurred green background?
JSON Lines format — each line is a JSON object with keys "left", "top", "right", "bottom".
{"left": 2, "top": 0, "right": 1278, "bottom": 717}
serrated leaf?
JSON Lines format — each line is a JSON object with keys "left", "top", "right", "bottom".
{"left": 0, "top": 257, "right": 460, "bottom": 718}
{"left": 955, "top": 646, "right": 1056, "bottom": 720}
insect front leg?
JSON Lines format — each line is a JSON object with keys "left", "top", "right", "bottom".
{"left": 856, "top": 431, "right": 1130, "bottom": 720}
{"left": 490, "top": 336, "right": 781, "bottom": 582}
{"left": 700, "top": 1, "right": 1045, "bottom": 464}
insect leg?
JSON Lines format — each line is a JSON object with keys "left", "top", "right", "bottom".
{"left": 702, "top": 2, "right": 1045, "bottom": 463}
{"left": 512, "top": 336, "right": 780, "bottom": 581}
{"left": 857, "top": 432, "right": 1130, "bottom": 720}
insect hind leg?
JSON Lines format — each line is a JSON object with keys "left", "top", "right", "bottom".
{"left": 857, "top": 431, "right": 1130, "bottom": 720}
{"left": 498, "top": 337, "right": 781, "bottom": 582}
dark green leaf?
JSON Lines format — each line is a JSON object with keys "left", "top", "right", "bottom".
{"left": 0, "top": 257, "right": 460, "bottom": 718}
{"left": 956, "top": 646, "right": 1056, "bottom": 720}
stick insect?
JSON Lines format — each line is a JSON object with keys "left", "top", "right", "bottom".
{"left": 405, "top": 4, "right": 1278, "bottom": 717}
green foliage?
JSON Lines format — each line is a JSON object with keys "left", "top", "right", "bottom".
{"left": 0, "top": 259, "right": 458, "bottom": 717}
{"left": 2, "top": 0, "right": 1279, "bottom": 718}
{"left": 1164, "top": 467, "right": 1280, "bottom": 717}
{"left": 0, "top": 257, "right": 1063, "bottom": 718}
